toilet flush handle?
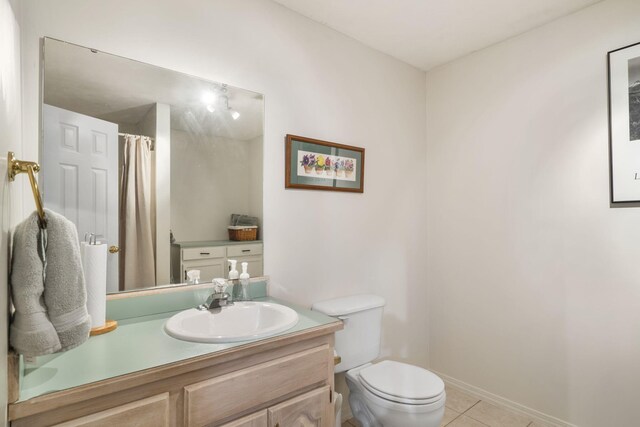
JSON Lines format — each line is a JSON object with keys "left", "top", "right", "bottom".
{"left": 338, "top": 315, "right": 349, "bottom": 324}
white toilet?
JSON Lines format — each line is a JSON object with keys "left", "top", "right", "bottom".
{"left": 312, "top": 295, "right": 445, "bottom": 427}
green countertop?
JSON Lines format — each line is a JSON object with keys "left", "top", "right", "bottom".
{"left": 172, "top": 240, "right": 263, "bottom": 248}
{"left": 18, "top": 296, "right": 338, "bottom": 402}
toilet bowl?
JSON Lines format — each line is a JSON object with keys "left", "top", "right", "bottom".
{"left": 346, "top": 361, "right": 445, "bottom": 427}
{"left": 311, "top": 295, "right": 446, "bottom": 427}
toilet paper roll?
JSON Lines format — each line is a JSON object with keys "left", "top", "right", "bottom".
{"left": 82, "top": 243, "right": 108, "bottom": 329}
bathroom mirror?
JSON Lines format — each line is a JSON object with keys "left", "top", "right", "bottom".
{"left": 41, "top": 38, "right": 264, "bottom": 294}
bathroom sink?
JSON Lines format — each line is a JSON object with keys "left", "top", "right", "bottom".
{"left": 164, "top": 301, "right": 299, "bottom": 343}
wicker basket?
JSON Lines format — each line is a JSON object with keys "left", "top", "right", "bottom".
{"left": 228, "top": 226, "right": 258, "bottom": 241}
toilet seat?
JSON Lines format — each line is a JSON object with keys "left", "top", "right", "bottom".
{"left": 358, "top": 360, "right": 445, "bottom": 405}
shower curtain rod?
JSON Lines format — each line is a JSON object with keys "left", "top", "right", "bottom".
{"left": 118, "top": 132, "right": 155, "bottom": 141}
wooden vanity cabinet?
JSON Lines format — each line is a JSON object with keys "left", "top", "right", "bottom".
{"left": 268, "top": 386, "right": 330, "bottom": 427}
{"left": 8, "top": 327, "right": 339, "bottom": 427}
{"left": 219, "top": 386, "right": 330, "bottom": 427}
{"left": 52, "top": 393, "right": 171, "bottom": 427}
{"left": 220, "top": 411, "right": 267, "bottom": 427}
{"left": 183, "top": 346, "right": 329, "bottom": 426}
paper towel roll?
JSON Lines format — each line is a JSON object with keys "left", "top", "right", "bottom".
{"left": 82, "top": 243, "right": 108, "bottom": 329}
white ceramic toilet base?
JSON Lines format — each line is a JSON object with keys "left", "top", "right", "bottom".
{"left": 346, "top": 365, "right": 446, "bottom": 427}
{"left": 349, "top": 390, "right": 382, "bottom": 427}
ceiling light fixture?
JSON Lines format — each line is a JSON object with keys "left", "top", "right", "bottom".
{"left": 220, "top": 92, "right": 240, "bottom": 120}
{"left": 203, "top": 84, "right": 240, "bottom": 119}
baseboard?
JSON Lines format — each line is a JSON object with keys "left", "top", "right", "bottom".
{"left": 433, "top": 371, "right": 577, "bottom": 427}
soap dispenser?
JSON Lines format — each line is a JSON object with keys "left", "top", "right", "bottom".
{"left": 228, "top": 259, "right": 239, "bottom": 299}
{"left": 186, "top": 270, "right": 201, "bottom": 285}
{"left": 239, "top": 262, "right": 251, "bottom": 301}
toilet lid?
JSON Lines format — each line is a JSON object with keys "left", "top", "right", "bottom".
{"left": 359, "top": 361, "right": 445, "bottom": 404}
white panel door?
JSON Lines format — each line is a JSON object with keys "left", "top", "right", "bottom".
{"left": 43, "top": 104, "right": 119, "bottom": 293}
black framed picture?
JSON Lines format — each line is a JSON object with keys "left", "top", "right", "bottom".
{"left": 608, "top": 41, "right": 640, "bottom": 203}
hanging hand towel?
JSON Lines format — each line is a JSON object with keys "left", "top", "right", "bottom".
{"left": 9, "top": 210, "right": 91, "bottom": 356}
{"left": 10, "top": 212, "right": 61, "bottom": 356}
{"left": 42, "top": 209, "right": 91, "bottom": 350}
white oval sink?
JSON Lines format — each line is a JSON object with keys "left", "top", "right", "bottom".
{"left": 164, "top": 301, "right": 299, "bottom": 343}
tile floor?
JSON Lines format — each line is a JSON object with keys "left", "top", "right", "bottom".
{"left": 341, "top": 385, "right": 553, "bottom": 427}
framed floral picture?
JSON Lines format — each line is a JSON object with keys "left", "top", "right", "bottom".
{"left": 608, "top": 41, "right": 640, "bottom": 203}
{"left": 285, "top": 134, "right": 365, "bottom": 193}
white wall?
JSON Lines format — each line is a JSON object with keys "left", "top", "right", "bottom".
{"left": 170, "top": 130, "right": 258, "bottom": 242}
{"left": 426, "top": 0, "right": 640, "bottom": 425}
{"left": 19, "top": 0, "right": 428, "bottom": 382}
{"left": 0, "top": 0, "right": 24, "bottom": 424}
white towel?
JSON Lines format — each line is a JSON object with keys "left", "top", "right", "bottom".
{"left": 10, "top": 210, "right": 91, "bottom": 356}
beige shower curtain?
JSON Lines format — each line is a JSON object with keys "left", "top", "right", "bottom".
{"left": 120, "top": 135, "right": 156, "bottom": 290}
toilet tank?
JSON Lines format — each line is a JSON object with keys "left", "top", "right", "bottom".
{"left": 312, "top": 294, "right": 385, "bottom": 373}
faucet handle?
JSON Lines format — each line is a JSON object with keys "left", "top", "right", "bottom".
{"left": 212, "top": 278, "right": 228, "bottom": 294}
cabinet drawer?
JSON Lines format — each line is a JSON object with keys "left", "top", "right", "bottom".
{"left": 220, "top": 410, "right": 267, "bottom": 427}
{"left": 53, "top": 393, "right": 169, "bottom": 427}
{"left": 227, "top": 244, "right": 263, "bottom": 257}
{"left": 184, "top": 345, "right": 330, "bottom": 427}
{"left": 183, "top": 246, "right": 225, "bottom": 261}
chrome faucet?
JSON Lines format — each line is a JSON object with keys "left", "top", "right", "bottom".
{"left": 197, "top": 278, "right": 233, "bottom": 311}
{"left": 197, "top": 292, "right": 232, "bottom": 311}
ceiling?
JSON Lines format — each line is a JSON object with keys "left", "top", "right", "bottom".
{"left": 43, "top": 39, "right": 264, "bottom": 141}
{"left": 273, "top": 0, "right": 602, "bottom": 71}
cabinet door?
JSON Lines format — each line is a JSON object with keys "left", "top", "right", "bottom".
{"left": 221, "top": 411, "right": 268, "bottom": 427}
{"left": 268, "top": 386, "right": 330, "bottom": 427}
{"left": 182, "top": 259, "right": 225, "bottom": 282}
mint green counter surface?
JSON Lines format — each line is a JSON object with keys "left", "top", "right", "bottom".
{"left": 172, "top": 240, "right": 263, "bottom": 248}
{"left": 19, "top": 297, "right": 338, "bottom": 402}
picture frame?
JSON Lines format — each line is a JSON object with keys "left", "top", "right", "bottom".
{"left": 285, "top": 134, "right": 365, "bottom": 193}
{"left": 608, "top": 41, "right": 640, "bottom": 203}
